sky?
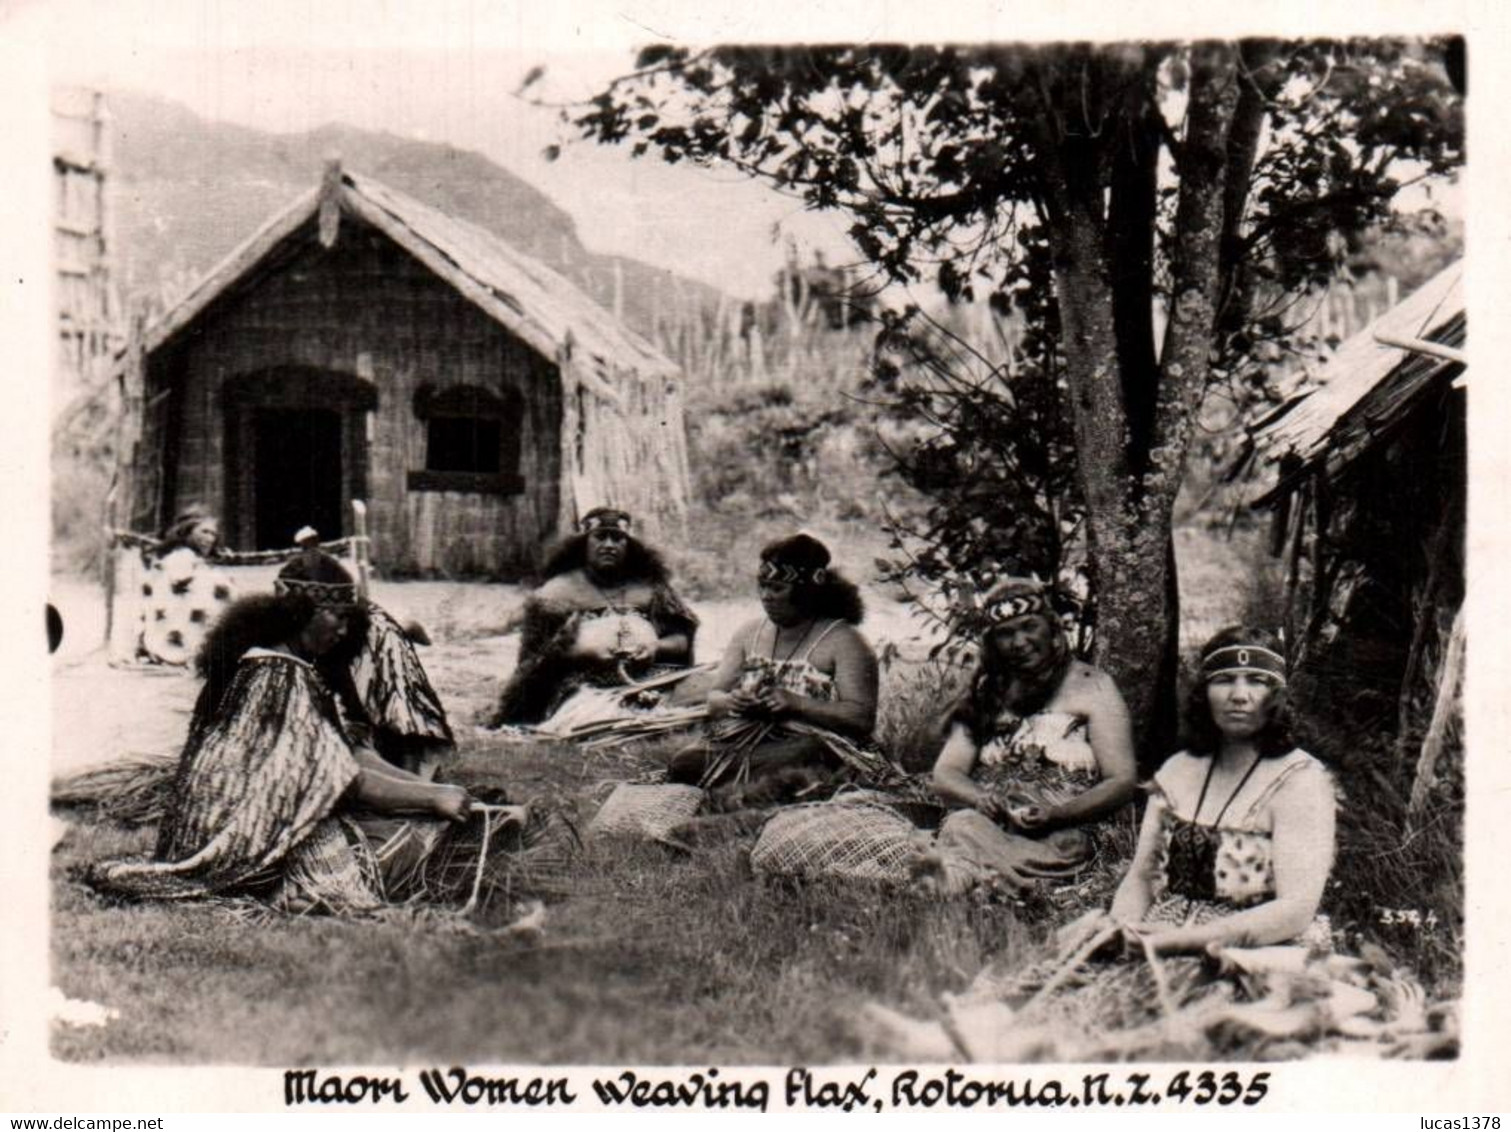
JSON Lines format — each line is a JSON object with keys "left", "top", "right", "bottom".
{"left": 12, "top": 0, "right": 1475, "bottom": 301}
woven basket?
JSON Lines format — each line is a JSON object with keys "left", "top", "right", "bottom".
{"left": 750, "top": 802, "right": 931, "bottom": 884}
{"left": 587, "top": 783, "right": 705, "bottom": 843}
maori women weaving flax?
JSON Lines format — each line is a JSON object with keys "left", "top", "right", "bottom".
{"left": 486, "top": 508, "right": 699, "bottom": 729}
{"left": 278, "top": 528, "right": 453, "bottom": 774}
{"left": 92, "top": 588, "right": 512, "bottom": 915}
{"left": 921, "top": 578, "right": 1138, "bottom": 893}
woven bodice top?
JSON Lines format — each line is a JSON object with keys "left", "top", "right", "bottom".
{"left": 975, "top": 710, "right": 1100, "bottom": 805}
{"left": 1155, "top": 749, "right": 1325, "bottom": 909}
{"left": 734, "top": 619, "right": 844, "bottom": 702}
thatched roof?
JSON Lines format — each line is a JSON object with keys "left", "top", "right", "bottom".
{"left": 130, "top": 162, "right": 679, "bottom": 395}
{"left": 1251, "top": 262, "right": 1465, "bottom": 493}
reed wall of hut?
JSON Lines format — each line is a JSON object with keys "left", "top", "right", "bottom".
{"left": 135, "top": 217, "right": 563, "bottom": 577}
{"left": 1276, "top": 382, "right": 1465, "bottom": 738}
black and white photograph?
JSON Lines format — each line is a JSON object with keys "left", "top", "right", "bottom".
{"left": 5, "top": 0, "right": 1508, "bottom": 1115}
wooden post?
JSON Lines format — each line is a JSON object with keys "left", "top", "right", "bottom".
{"left": 104, "top": 306, "right": 147, "bottom": 649}
{"left": 101, "top": 481, "right": 117, "bottom": 648}
{"left": 351, "top": 498, "right": 371, "bottom": 600}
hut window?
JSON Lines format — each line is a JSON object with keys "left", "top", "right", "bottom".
{"left": 408, "top": 384, "right": 524, "bottom": 494}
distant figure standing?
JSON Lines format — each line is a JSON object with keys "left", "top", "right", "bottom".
{"left": 277, "top": 526, "right": 453, "bottom": 774}
{"left": 138, "top": 505, "right": 237, "bottom": 666}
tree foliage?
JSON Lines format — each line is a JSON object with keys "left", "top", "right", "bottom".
{"left": 571, "top": 39, "right": 1464, "bottom": 748}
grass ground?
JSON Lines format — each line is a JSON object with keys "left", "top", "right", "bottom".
{"left": 47, "top": 573, "right": 1007, "bottom": 1064}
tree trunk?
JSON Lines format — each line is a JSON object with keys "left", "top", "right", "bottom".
{"left": 1030, "top": 45, "right": 1245, "bottom": 760}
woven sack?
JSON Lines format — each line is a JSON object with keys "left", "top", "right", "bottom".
{"left": 750, "top": 802, "right": 930, "bottom": 884}
{"left": 587, "top": 783, "right": 705, "bottom": 843}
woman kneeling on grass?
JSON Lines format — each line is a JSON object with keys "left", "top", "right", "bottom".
{"left": 92, "top": 588, "right": 518, "bottom": 915}
{"left": 667, "top": 534, "right": 899, "bottom": 794}
{"left": 920, "top": 578, "right": 1137, "bottom": 894}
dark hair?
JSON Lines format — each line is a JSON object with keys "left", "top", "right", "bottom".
{"left": 539, "top": 533, "right": 670, "bottom": 584}
{"left": 790, "top": 571, "right": 865, "bottom": 624}
{"left": 1181, "top": 625, "right": 1298, "bottom": 759}
{"left": 278, "top": 549, "right": 357, "bottom": 586}
{"left": 159, "top": 505, "right": 219, "bottom": 555}
{"left": 193, "top": 591, "right": 370, "bottom": 717}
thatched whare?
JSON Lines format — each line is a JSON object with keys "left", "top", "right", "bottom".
{"left": 110, "top": 159, "right": 690, "bottom": 577}
{"left": 1243, "top": 262, "right": 1465, "bottom": 807}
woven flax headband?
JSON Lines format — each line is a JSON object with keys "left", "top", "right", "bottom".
{"left": 1201, "top": 644, "right": 1287, "bottom": 684}
{"left": 581, "top": 513, "right": 632, "bottom": 534}
{"left": 759, "top": 560, "right": 827, "bottom": 585}
{"left": 984, "top": 591, "right": 1051, "bottom": 624}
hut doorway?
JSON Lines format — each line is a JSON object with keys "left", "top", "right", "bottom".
{"left": 223, "top": 366, "right": 377, "bottom": 549}
{"left": 253, "top": 407, "right": 344, "bottom": 549}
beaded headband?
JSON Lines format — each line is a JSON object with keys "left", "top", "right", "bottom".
{"left": 581, "top": 510, "right": 632, "bottom": 535}
{"left": 758, "top": 559, "right": 828, "bottom": 585}
{"left": 1200, "top": 643, "right": 1287, "bottom": 685}
{"left": 983, "top": 590, "right": 1052, "bottom": 625}
{"left": 274, "top": 577, "right": 360, "bottom": 608}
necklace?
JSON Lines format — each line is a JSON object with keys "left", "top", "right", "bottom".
{"left": 1192, "top": 752, "right": 1264, "bottom": 828}
{"left": 768, "top": 617, "right": 817, "bottom": 664}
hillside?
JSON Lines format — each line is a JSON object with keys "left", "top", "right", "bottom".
{"left": 105, "top": 90, "right": 725, "bottom": 337}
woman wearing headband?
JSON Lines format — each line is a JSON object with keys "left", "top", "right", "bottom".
{"left": 278, "top": 530, "right": 453, "bottom": 775}
{"left": 1106, "top": 625, "right": 1335, "bottom": 953}
{"left": 862, "top": 627, "right": 1340, "bottom": 1058}
{"left": 667, "top": 533, "right": 889, "bottom": 792}
{"left": 922, "top": 578, "right": 1137, "bottom": 893}
{"left": 91, "top": 587, "right": 502, "bottom": 914}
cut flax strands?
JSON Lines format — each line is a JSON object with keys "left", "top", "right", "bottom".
{"left": 750, "top": 801, "right": 933, "bottom": 885}
{"left": 51, "top": 752, "right": 178, "bottom": 826}
{"left": 570, "top": 706, "right": 709, "bottom": 749}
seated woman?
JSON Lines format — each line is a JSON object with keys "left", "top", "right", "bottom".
{"left": 278, "top": 527, "right": 453, "bottom": 774}
{"left": 668, "top": 533, "right": 893, "bottom": 791}
{"left": 486, "top": 508, "right": 699, "bottom": 729}
{"left": 92, "top": 588, "right": 500, "bottom": 915}
{"left": 923, "top": 578, "right": 1137, "bottom": 892}
{"left": 137, "top": 506, "right": 238, "bottom": 666}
